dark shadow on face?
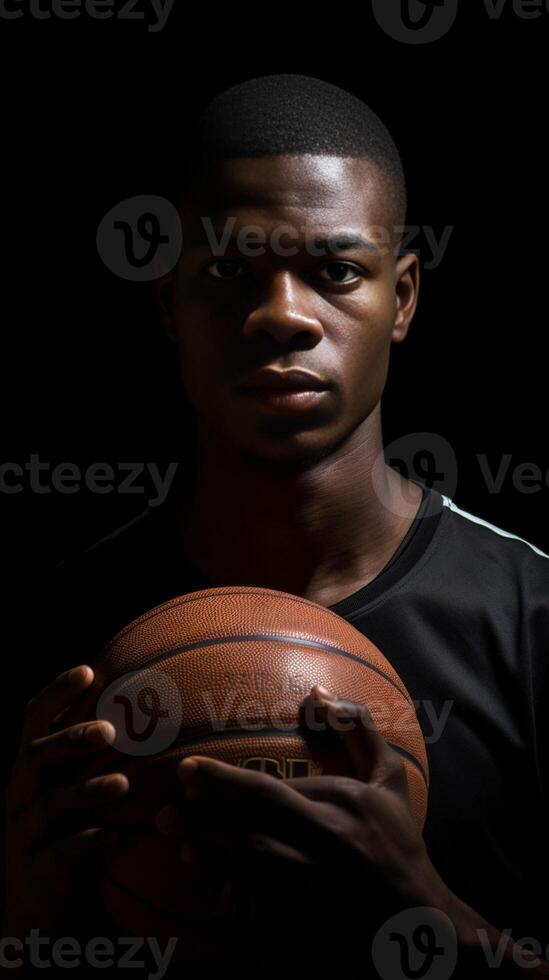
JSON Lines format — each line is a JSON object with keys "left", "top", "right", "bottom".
{"left": 160, "top": 154, "right": 419, "bottom": 466}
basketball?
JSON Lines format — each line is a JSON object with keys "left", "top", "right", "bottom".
{"left": 65, "top": 585, "right": 428, "bottom": 965}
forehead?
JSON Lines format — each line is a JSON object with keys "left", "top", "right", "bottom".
{"left": 181, "top": 155, "right": 394, "bottom": 241}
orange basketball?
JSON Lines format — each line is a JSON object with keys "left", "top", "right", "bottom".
{"left": 67, "top": 586, "right": 428, "bottom": 967}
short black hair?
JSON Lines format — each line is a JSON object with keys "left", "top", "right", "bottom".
{"left": 177, "top": 73, "right": 407, "bottom": 229}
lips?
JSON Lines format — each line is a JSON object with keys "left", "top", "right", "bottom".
{"left": 238, "top": 368, "right": 331, "bottom": 392}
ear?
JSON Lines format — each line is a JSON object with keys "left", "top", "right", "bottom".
{"left": 392, "top": 252, "right": 420, "bottom": 344}
{"left": 155, "top": 266, "right": 177, "bottom": 342}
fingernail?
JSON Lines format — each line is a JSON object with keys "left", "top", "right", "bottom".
{"left": 314, "top": 685, "right": 337, "bottom": 700}
{"left": 68, "top": 722, "right": 115, "bottom": 744}
{"left": 179, "top": 757, "right": 199, "bottom": 778}
{"left": 69, "top": 666, "right": 93, "bottom": 684}
{"left": 86, "top": 722, "right": 116, "bottom": 744}
{"left": 89, "top": 774, "right": 128, "bottom": 796}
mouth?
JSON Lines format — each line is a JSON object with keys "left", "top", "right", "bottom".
{"left": 237, "top": 387, "right": 331, "bottom": 413}
{"left": 236, "top": 367, "right": 333, "bottom": 412}
{"left": 238, "top": 367, "right": 331, "bottom": 390}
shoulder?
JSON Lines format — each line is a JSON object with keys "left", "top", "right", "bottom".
{"left": 439, "top": 492, "right": 549, "bottom": 561}
{"left": 436, "top": 490, "right": 549, "bottom": 606}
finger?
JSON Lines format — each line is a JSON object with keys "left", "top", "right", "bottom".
{"left": 242, "top": 834, "right": 314, "bottom": 869}
{"left": 179, "top": 828, "right": 314, "bottom": 881}
{"left": 51, "top": 826, "right": 122, "bottom": 869}
{"left": 311, "top": 685, "right": 400, "bottom": 783}
{"left": 20, "top": 665, "right": 94, "bottom": 745}
{"left": 25, "top": 773, "right": 129, "bottom": 849}
{"left": 206, "top": 832, "right": 314, "bottom": 871}
{"left": 8, "top": 721, "right": 116, "bottom": 810}
{"left": 160, "top": 815, "right": 313, "bottom": 869}
{"left": 236, "top": 836, "right": 321, "bottom": 905}
{"left": 278, "top": 774, "right": 373, "bottom": 807}
{"left": 175, "top": 756, "right": 335, "bottom": 860}
{"left": 8, "top": 721, "right": 117, "bottom": 806}
{"left": 29, "top": 720, "right": 116, "bottom": 766}
{"left": 157, "top": 773, "right": 367, "bottom": 837}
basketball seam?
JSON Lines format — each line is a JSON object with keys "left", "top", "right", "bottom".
{"left": 100, "top": 590, "right": 412, "bottom": 706}
{"left": 100, "top": 632, "right": 415, "bottom": 708}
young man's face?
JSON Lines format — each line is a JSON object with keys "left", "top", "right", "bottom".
{"left": 159, "top": 154, "right": 419, "bottom": 464}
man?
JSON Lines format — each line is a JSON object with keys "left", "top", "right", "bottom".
{"left": 2, "top": 74, "right": 548, "bottom": 978}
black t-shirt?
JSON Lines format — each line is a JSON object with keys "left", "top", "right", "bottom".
{"left": 4, "top": 479, "right": 549, "bottom": 975}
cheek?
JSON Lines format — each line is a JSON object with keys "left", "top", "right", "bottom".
{"left": 341, "top": 316, "right": 394, "bottom": 411}
{"left": 347, "top": 355, "right": 389, "bottom": 419}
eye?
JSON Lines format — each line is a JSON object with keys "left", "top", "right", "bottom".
{"left": 205, "top": 258, "right": 363, "bottom": 284}
{"left": 317, "top": 262, "right": 362, "bottom": 284}
{"left": 207, "top": 259, "right": 248, "bottom": 280}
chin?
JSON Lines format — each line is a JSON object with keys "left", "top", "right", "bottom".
{"left": 232, "top": 430, "right": 347, "bottom": 468}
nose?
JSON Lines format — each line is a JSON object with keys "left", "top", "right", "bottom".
{"left": 242, "top": 271, "right": 324, "bottom": 347}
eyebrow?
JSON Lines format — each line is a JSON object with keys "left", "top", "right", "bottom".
{"left": 309, "top": 234, "right": 381, "bottom": 255}
{"left": 188, "top": 229, "right": 382, "bottom": 256}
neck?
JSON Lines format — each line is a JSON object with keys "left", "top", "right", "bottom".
{"left": 173, "top": 404, "right": 424, "bottom": 607}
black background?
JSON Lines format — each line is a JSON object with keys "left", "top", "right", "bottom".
{"left": 1, "top": 1, "right": 547, "bottom": 572}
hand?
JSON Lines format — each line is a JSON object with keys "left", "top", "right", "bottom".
{"left": 1, "top": 665, "right": 129, "bottom": 939}
{"left": 156, "top": 685, "right": 453, "bottom": 946}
